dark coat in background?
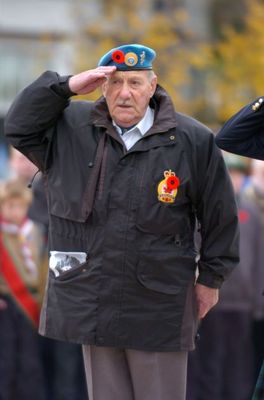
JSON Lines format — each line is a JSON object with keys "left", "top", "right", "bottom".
{"left": 216, "top": 96, "right": 264, "bottom": 160}
{"left": 216, "top": 96, "right": 264, "bottom": 400}
{"left": 4, "top": 71, "right": 239, "bottom": 351}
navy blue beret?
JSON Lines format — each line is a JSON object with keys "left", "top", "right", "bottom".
{"left": 98, "top": 44, "right": 156, "bottom": 70}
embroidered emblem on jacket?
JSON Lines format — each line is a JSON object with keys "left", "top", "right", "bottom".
{"left": 157, "top": 170, "right": 180, "bottom": 203}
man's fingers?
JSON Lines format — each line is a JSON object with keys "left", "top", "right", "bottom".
{"left": 197, "top": 305, "right": 209, "bottom": 319}
{"left": 69, "top": 67, "right": 116, "bottom": 94}
{"left": 195, "top": 283, "right": 219, "bottom": 319}
{"left": 96, "top": 66, "right": 117, "bottom": 74}
{"left": 80, "top": 77, "right": 108, "bottom": 93}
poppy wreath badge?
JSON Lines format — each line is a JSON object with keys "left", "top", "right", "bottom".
{"left": 157, "top": 170, "right": 180, "bottom": 203}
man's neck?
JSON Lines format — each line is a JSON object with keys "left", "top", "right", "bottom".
{"left": 118, "top": 124, "right": 136, "bottom": 134}
{"left": 112, "top": 106, "right": 154, "bottom": 136}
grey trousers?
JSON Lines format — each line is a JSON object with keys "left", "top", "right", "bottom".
{"left": 82, "top": 345, "right": 188, "bottom": 400}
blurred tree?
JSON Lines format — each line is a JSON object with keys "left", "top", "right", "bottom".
{"left": 190, "top": 0, "right": 264, "bottom": 123}
{"left": 72, "top": 0, "right": 264, "bottom": 126}
{"left": 209, "top": 0, "right": 247, "bottom": 38}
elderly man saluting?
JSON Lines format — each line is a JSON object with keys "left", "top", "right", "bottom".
{"left": 4, "top": 44, "right": 239, "bottom": 400}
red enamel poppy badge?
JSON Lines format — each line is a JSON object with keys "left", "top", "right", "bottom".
{"left": 111, "top": 50, "right": 125, "bottom": 64}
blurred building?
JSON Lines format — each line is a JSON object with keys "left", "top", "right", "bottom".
{"left": 0, "top": 0, "right": 87, "bottom": 116}
{"left": 0, "top": 0, "right": 101, "bottom": 177}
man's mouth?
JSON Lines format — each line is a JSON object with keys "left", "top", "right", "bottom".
{"left": 117, "top": 103, "right": 132, "bottom": 108}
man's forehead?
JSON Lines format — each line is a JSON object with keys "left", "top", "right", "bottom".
{"left": 110, "top": 70, "right": 149, "bottom": 79}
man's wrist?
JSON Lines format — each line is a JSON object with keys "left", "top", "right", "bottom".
{"left": 51, "top": 74, "right": 76, "bottom": 98}
{"left": 196, "top": 271, "right": 223, "bottom": 289}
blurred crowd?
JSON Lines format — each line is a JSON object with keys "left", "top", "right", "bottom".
{"left": 0, "top": 145, "right": 88, "bottom": 400}
{"left": 187, "top": 152, "right": 264, "bottom": 400}
{"left": 0, "top": 142, "right": 263, "bottom": 400}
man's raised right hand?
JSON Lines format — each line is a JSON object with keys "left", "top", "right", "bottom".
{"left": 68, "top": 66, "right": 116, "bottom": 95}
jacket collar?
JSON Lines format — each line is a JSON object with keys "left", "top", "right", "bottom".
{"left": 89, "top": 84, "right": 178, "bottom": 137}
{"left": 148, "top": 85, "right": 178, "bottom": 134}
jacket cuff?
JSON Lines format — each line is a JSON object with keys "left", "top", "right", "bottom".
{"left": 51, "top": 75, "right": 76, "bottom": 98}
{"left": 196, "top": 271, "right": 224, "bottom": 289}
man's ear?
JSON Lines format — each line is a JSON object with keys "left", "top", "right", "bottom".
{"left": 150, "top": 75, "right": 158, "bottom": 97}
{"left": 101, "top": 80, "right": 107, "bottom": 97}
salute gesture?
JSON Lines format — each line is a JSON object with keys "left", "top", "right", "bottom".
{"left": 68, "top": 66, "right": 116, "bottom": 95}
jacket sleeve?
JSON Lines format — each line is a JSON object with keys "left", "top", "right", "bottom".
{"left": 215, "top": 96, "right": 264, "bottom": 160}
{"left": 4, "top": 71, "right": 74, "bottom": 171}
{"left": 194, "top": 130, "right": 240, "bottom": 288}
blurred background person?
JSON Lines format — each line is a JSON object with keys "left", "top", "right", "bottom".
{"left": 8, "top": 147, "right": 38, "bottom": 181}
{"left": 3, "top": 148, "right": 88, "bottom": 399}
{"left": 242, "top": 159, "right": 264, "bottom": 381}
{"left": 187, "top": 153, "right": 258, "bottom": 400}
{"left": 0, "top": 178, "right": 46, "bottom": 400}
{"left": 5, "top": 147, "right": 48, "bottom": 227}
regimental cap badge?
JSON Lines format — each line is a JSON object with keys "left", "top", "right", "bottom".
{"left": 98, "top": 44, "right": 156, "bottom": 70}
{"left": 157, "top": 170, "right": 180, "bottom": 203}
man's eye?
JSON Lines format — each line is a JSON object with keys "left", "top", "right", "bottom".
{"left": 110, "top": 80, "right": 120, "bottom": 85}
{"left": 130, "top": 82, "right": 141, "bottom": 88}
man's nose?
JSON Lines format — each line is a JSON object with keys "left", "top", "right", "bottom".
{"left": 119, "top": 83, "right": 131, "bottom": 99}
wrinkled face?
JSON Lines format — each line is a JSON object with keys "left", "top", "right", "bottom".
{"left": 102, "top": 70, "right": 157, "bottom": 127}
{"left": 1, "top": 198, "right": 28, "bottom": 226}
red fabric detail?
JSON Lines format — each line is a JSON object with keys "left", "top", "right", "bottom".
{"left": 0, "top": 236, "right": 40, "bottom": 326}
{"left": 238, "top": 209, "right": 250, "bottom": 223}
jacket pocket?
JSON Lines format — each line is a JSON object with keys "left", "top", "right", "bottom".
{"left": 136, "top": 250, "right": 196, "bottom": 295}
{"left": 136, "top": 201, "right": 193, "bottom": 235}
{"left": 49, "top": 251, "right": 88, "bottom": 281}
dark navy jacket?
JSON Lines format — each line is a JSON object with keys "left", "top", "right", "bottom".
{"left": 216, "top": 96, "right": 264, "bottom": 160}
{"left": 4, "top": 71, "right": 239, "bottom": 351}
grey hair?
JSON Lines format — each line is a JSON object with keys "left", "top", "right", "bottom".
{"left": 147, "top": 70, "right": 157, "bottom": 81}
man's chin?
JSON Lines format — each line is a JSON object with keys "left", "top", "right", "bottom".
{"left": 113, "top": 114, "right": 137, "bottom": 127}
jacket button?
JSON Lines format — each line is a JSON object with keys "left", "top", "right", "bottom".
{"left": 88, "top": 162, "right": 93, "bottom": 168}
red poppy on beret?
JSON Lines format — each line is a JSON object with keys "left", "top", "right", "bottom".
{"left": 112, "top": 50, "right": 125, "bottom": 64}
